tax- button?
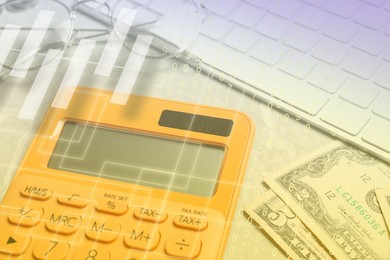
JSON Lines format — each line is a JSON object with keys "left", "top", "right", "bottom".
{"left": 45, "top": 211, "right": 81, "bottom": 235}
{"left": 20, "top": 185, "right": 52, "bottom": 201}
{"left": 58, "top": 193, "right": 89, "bottom": 208}
{"left": 134, "top": 207, "right": 167, "bottom": 223}
{"left": 85, "top": 218, "right": 121, "bottom": 243}
{"left": 8, "top": 205, "right": 43, "bottom": 227}
{"left": 173, "top": 215, "right": 208, "bottom": 231}
{"left": 0, "top": 232, "right": 30, "bottom": 256}
{"left": 124, "top": 224, "right": 161, "bottom": 251}
{"left": 33, "top": 239, "right": 69, "bottom": 260}
{"left": 165, "top": 233, "right": 202, "bottom": 259}
{"left": 95, "top": 199, "right": 128, "bottom": 216}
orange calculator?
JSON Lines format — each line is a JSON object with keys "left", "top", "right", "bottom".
{"left": 0, "top": 87, "right": 254, "bottom": 260}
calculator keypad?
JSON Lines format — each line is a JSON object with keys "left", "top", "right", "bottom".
{"left": 85, "top": 218, "right": 121, "bottom": 243}
{"left": 124, "top": 224, "right": 161, "bottom": 251}
{"left": 32, "top": 239, "right": 69, "bottom": 260}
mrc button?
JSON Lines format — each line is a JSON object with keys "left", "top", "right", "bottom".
{"left": 45, "top": 211, "right": 81, "bottom": 235}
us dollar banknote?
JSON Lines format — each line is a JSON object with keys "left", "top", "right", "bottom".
{"left": 245, "top": 190, "right": 333, "bottom": 260}
{"left": 375, "top": 189, "right": 390, "bottom": 232}
{"left": 265, "top": 142, "right": 390, "bottom": 260}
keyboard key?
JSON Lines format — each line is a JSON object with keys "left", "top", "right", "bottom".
{"left": 339, "top": 77, "right": 379, "bottom": 108}
{"left": 256, "top": 14, "right": 291, "bottom": 40}
{"left": 325, "top": 0, "right": 361, "bottom": 18}
{"left": 279, "top": 51, "right": 317, "bottom": 79}
{"left": 45, "top": 211, "right": 82, "bottom": 235}
{"left": 165, "top": 233, "right": 202, "bottom": 259}
{"left": 384, "top": 45, "right": 390, "bottom": 61}
{"left": 0, "top": 231, "right": 30, "bottom": 256}
{"left": 354, "top": 5, "right": 390, "bottom": 30}
{"left": 74, "top": 246, "right": 110, "bottom": 260}
{"left": 267, "top": 0, "right": 302, "bottom": 19}
{"left": 95, "top": 198, "right": 128, "bottom": 216}
{"left": 85, "top": 218, "right": 121, "bottom": 243}
{"left": 320, "top": 98, "right": 370, "bottom": 135}
{"left": 206, "top": 0, "right": 240, "bottom": 16}
{"left": 20, "top": 185, "right": 53, "bottom": 201}
{"left": 201, "top": 16, "right": 233, "bottom": 40}
{"left": 250, "top": 37, "right": 288, "bottom": 65}
{"left": 229, "top": 3, "right": 264, "bottom": 28}
{"left": 311, "top": 36, "right": 350, "bottom": 65}
{"left": 8, "top": 205, "right": 43, "bottom": 227}
{"left": 174, "top": 214, "right": 208, "bottom": 231}
{"left": 124, "top": 224, "right": 161, "bottom": 250}
{"left": 300, "top": 0, "right": 328, "bottom": 7}
{"left": 342, "top": 49, "right": 380, "bottom": 79}
{"left": 223, "top": 27, "right": 259, "bottom": 52}
{"left": 294, "top": 6, "right": 330, "bottom": 30}
{"left": 374, "top": 64, "right": 390, "bottom": 89}
{"left": 360, "top": 0, "right": 386, "bottom": 6}
{"left": 134, "top": 207, "right": 167, "bottom": 223}
{"left": 57, "top": 193, "right": 89, "bottom": 208}
{"left": 322, "top": 17, "right": 359, "bottom": 43}
{"left": 243, "top": 0, "right": 269, "bottom": 8}
{"left": 352, "top": 29, "right": 389, "bottom": 55}
{"left": 283, "top": 25, "right": 320, "bottom": 52}
{"left": 308, "top": 63, "right": 348, "bottom": 93}
{"left": 33, "top": 239, "right": 69, "bottom": 260}
{"left": 372, "top": 90, "right": 390, "bottom": 120}
{"left": 362, "top": 116, "right": 390, "bottom": 152}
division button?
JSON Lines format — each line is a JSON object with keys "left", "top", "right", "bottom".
{"left": 85, "top": 218, "right": 121, "bottom": 243}
{"left": 134, "top": 207, "right": 167, "bottom": 223}
{"left": 124, "top": 224, "right": 161, "bottom": 251}
{"left": 173, "top": 215, "right": 208, "bottom": 231}
{"left": 33, "top": 239, "right": 69, "bottom": 260}
{"left": 45, "top": 211, "right": 81, "bottom": 235}
{"left": 0, "top": 232, "right": 30, "bottom": 256}
{"left": 8, "top": 205, "right": 43, "bottom": 227}
{"left": 165, "top": 233, "right": 202, "bottom": 259}
{"left": 20, "top": 185, "right": 52, "bottom": 201}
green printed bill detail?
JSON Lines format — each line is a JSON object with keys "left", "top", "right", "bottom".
{"left": 375, "top": 188, "right": 390, "bottom": 232}
{"left": 265, "top": 142, "right": 390, "bottom": 260}
{"left": 245, "top": 190, "right": 332, "bottom": 260}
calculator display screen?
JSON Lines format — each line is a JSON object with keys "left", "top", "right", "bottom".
{"left": 48, "top": 122, "right": 225, "bottom": 197}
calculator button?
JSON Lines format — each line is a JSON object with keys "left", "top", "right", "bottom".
{"left": 173, "top": 215, "right": 208, "bottom": 231}
{"left": 117, "top": 250, "right": 149, "bottom": 260}
{"left": 8, "top": 205, "right": 43, "bottom": 227}
{"left": 124, "top": 224, "right": 161, "bottom": 251}
{"left": 33, "top": 239, "right": 69, "bottom": 260}
{"left": 134, "top": 207, "right": 167, "bottom": 223}
{"left": 95, "top": 199, "right": 128, "bottom": 216}
{"left": 165, "top": 233, "right": 202, "bottom": 259}
{"left": 85, "top": 218, "right": 121, "bottom": 243}
{"left": 20, "top": 185, "right": 52, "bottom": 201}
{"left": 0, "top": 232, "right": 30, "bottom": 256}
{"left": 57, "top": 193, "right": 89, "bottom": 208}
{"left": 45, "top": 211, "right": 81, "bottom": 235}
{"left": 74, "top": 247, "right": 110, "bottom": 260}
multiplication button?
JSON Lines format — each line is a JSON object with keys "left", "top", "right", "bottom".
{"left": 173, "top": 215, "right": 208, "bottom": 231}
{"left": 165, "top": 233, "right": 202, "bottom": 259}
{"left": 134, "top": 207, "right": 168, "bottom": 223}
{"left": 124, "top": 223, "right": 161, "bottom": 251}
{"left": 8, "top": 205, "right": 43, "bottom": 227}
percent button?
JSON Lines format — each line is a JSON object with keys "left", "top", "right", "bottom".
{"left": 95, "top": 199, "right": 128, "bottom": 216}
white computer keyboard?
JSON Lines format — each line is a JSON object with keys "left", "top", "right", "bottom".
{"left": 81, "top": 0, "right": 390, "bottom": 163}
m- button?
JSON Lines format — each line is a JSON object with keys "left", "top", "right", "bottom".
{"left": 85, "top": 218, "right": 121, "bottom": 243}
{"left": 173, "top": 215, "right": 208, "bottom": 231}
{"left": 45, "top": 211, "right": 81, "bottom": 235}
{"left": 165, "top": 233, "right": 202, "bottom": 259}
{"left": 134, "top": 207, "right": 167, "bottom": 223}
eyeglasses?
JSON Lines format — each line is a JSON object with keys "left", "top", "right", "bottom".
{"left": 0, "top": 0, "right": 207, "bottom": 78}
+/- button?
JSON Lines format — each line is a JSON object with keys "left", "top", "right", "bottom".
{"left": 45, "top": 211, "right": 81, "bottom": 235}
{"left": 8, "top": 205, "right": 43, "bottom": 227}
{"left": 58, "top": 193, "right": 89, "bottom": 208}
{"left": 165, "top": 233, "right": 202, "bottom": 259}
{"left": 85, "top": 218, "right": 121, "bottom": 243}
{"left": 33, "top": 239, "right": 69, "bottom": 260}
{"left": 0, "top": 233, "right": 30, "bottom": 256}
{"left": 124, "top": 224, "right": 161, "bottom": 251}
{"left": 173, "top": 215, "right": 208, "bottom": 231}
{"left": 134, "top": 207, "right": 167, "bottom": 223}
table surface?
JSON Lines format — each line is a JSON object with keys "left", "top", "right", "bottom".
{"left": 0, "top": 10, "right": 334, "bottom": 260}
